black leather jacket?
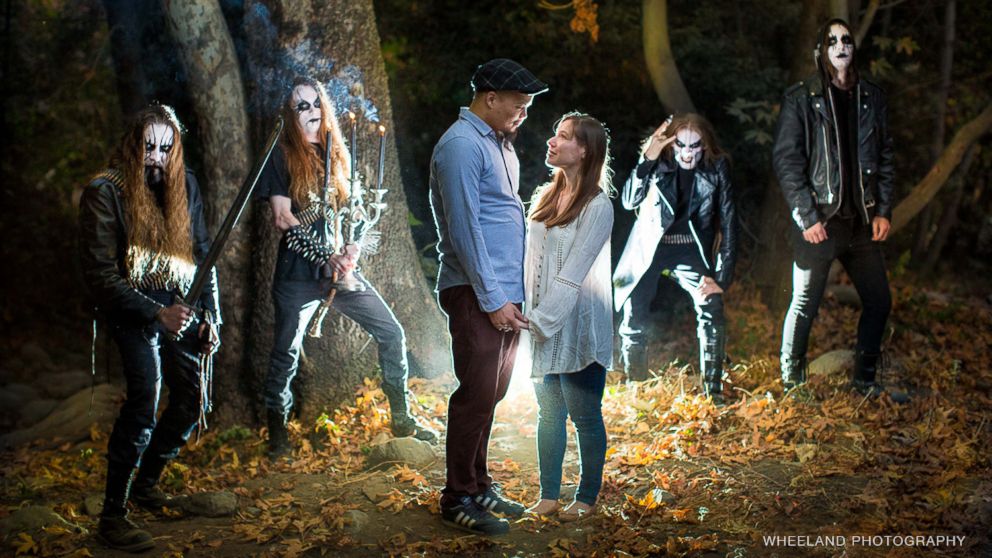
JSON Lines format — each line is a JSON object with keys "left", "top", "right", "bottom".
{"left": 78, "top": 169, "right": 221, "bottom": 326}
{"left": 623, "top": 155, "right": 738, "bottom": 289}
{"left": 772, "top": 75, "right": 895, "bottom": 230}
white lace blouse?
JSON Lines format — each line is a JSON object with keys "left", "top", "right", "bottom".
{"left": 525, "top": 192, "right": 614, "bottom": 378}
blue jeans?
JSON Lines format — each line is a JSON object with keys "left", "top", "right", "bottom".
{"left": 533, "top": 362, "right": 607, "bottom": 505}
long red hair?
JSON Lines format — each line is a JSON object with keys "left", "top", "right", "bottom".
{"left": 109, "top": 104, "right": 193, "bottom": 265}
{"left": 279, "top": 77, "right": 351, "bottom": 208}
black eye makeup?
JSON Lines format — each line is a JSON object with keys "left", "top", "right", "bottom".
{"left": 145, "top": 141, "right": 155, "bottom": 153}
{"left": 160, "top": 143, "right": 173, "bottom": 153}
{"left": 294, "top": 97, "right": 321, "bottom": 113}
{"left": 690, "top": 140, "right": 702, "bottom": 149}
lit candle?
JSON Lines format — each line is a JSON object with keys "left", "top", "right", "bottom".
{"left": 377, "top": 125, "right": 386, "bottom": 190}
{"left": 348, "top": 110, "right": 357, "bottom": 184}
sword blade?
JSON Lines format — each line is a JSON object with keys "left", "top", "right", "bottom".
{"left": 183, "top": 117, "right": 284, "bottom": 305}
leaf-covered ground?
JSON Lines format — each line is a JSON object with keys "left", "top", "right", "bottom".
{"left": 2, "top": 278, "right": 990, "bottom": 557}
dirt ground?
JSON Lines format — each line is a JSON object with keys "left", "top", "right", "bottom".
{"left": 2, "top": 282, "right": 991, "bottom": 557}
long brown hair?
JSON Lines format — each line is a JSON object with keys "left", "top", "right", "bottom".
{"left": 529, "top": 112, "right": 613, "bottom": 227}
{"left": 279, "top": 77, "right": 351, "bottom": 208}
{"left": 816, "top": 18, "right": 858, "bottom": 88}
{"left": 657, "top": 112, "right": 727, "bottom": 168}
{"left": 109, "top": 104, "right": 193, "bottom": 267}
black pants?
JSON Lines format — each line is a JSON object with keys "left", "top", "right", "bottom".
{"left": 264, "top": 273, "right": 408, "bottom": 415}
{"left": 104, "top": 290, "right": 204, "bottom": 513}
{"left": 619, "top": 242, "right": 725, "bottom": 385}
{"left": 781, "top": 217, "right": 891, "bottom": 361}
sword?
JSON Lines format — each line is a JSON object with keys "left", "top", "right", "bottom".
{"left": 174, "top": 116, "right": 284, "bottom": 338}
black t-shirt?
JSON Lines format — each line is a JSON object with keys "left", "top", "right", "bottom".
{"left": 256, "top": 144, "right": 326, "bottom": 282}
{"left": 665, "top": 166, "right": 695, "bottom": 236}
{"left": 830, "top": 83, "right": 859, "bottom": 219}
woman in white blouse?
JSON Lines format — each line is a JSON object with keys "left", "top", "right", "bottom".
{"left": 524, "top": 113, "right": 614, "bottom": 520}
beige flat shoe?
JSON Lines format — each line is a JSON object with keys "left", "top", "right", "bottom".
{"left": 526, "top": 499, "right": 560, "bottom": 516}
{"left": 559, "top": 501, "right": 595, "bottom": 522}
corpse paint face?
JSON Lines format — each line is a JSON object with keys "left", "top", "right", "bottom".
{"left": 144, "top": 123, "right": 175, "bottom": 185}
{"left": 292, "top": 85, "right": 322, "bottom": 141}
{"left": 827, "top": 23, "right": 855, "bottom": 72}
{"left": 673, "top": 128, "right": 703, "bottom": 170}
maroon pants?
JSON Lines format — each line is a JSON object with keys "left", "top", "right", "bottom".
{"left": 438, "top": 286, "right": 520, "bottom": 503}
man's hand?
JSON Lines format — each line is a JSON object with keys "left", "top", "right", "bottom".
{"left": 157, "top": 304, "right": 194, "bottom": 335}
{"left": 488, "top": 302, "right": 529, "bottom": 333}
{"left": 643, "top": 116, "right": 677, "bottom": 161}
{"left": 198, "top": 322, "right": 221, "bottom": 356}
{"left": 802, "top": 222, "right": 828, "bottom": 244}
{"left": 326, "top": 253, "right": 352, "bottom": 275}
{"left": 872, "top": 216, "right": 891, "bottom": 241}
{"left": 697, "top": 276, "right": 724, "bottom": 300}
{"left": 343, "top": 243, "right": 361, "bottom": 266}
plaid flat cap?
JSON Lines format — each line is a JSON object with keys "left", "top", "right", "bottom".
{"left": 471, "top": 58, "right": 548, "bottom": 95}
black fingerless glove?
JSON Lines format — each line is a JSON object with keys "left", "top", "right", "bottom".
{"left": 285, "top": 225, "right": 333, "bottom": 267}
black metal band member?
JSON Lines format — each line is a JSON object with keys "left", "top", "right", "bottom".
{"left": 285, "top": 224, "right": 333, "bottom": 267}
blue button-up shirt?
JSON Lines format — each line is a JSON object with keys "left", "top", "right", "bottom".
{"left": 429, "top": 108, "right": 526, "bottom": 313}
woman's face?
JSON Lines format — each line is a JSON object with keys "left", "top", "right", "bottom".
{"left": 546, "top": 119, "right": 585, "bottom": 171}
{"left": 292, "top": 85, "right": 322, "bottom": 140}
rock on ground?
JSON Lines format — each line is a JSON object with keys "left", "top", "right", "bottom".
{"left": 176, "top": 491, "right": 238, "bottom": 517}
{"left": 39, "top": 370, "right": 92, "bottom": 399}
{"left": 18, "top": 398, "right": 58, "bottom": 426}
{"left": 0, "top": 506, "right": 85, "bottom": 537}
{"left": 365, "top": 437, "right": 437, "bottom": 468}
{"left": 808, "top": 350, "right": 855, "bottom": 378}
{"left": 0, "top": 383, "right": 120, "bottom": 449}
{"left": 0, "top": 383, "right": 40, "bottom": 414}
{"left": 343, "top": 510, "right": 369, "bottom": 534}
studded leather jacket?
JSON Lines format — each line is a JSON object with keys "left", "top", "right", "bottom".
{"left": 78, "top": 169, "right": 221, "bottom": 325}
{"left": 772, "top": 75, "right": 895, "bottom": 231}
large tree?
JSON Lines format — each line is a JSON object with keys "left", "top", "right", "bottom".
{"left": 236, "top": 0, "right": 449, "bottom": 423}
{"left": 156, "top": 0, "right": 449, "bottom": 425}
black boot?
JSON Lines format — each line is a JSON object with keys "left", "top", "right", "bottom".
{"left": 383, "top": 383, "right": 438, "bottom": 444}
{"left": 700, "top": 324, "right": 726, "bottom": 406}
{"left": 780, "top": 354, "right": 808, "bottom": 391}
{"left": 130, "top": 455, "right": 173, "bottom": 511}
{"left": 97, "top": 513, "right": 155, "bottom": 552}
{"left": 851, "top": 350, "right": 909, "bottom": 403}
{"left": 267, "top": 409, "right": 292, "bottom": 459}
{"left": 623, "top": 342, "right": 649, "bottom": 382}
{"left": 99, "top": 463, "right": 155, "bottom": 552}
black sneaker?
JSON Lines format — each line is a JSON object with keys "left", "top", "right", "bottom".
{"left": 131, "top": 485, "right": 173, "bottom": 511}
{"left": 97, "top": 514, "right": 155, "bottom": 552}
{"left": 441, "top": 495, "right": 510, "bottom": 535}
{"left": 475, "top": 484, "right": 526, "bottom": 518}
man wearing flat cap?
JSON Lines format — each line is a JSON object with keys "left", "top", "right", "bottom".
{"left": 429, "top": 58, "right": 547, "bottom": 535}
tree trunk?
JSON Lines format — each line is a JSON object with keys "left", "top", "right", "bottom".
{"left": 891, "top": 103, "right": 992, "bottom": 233}
{"left": 242, "top": 0, "right": 449, "bottom": 423}
{"left": 103, "top": 0, "right": 154, "bottom": 116}
{"left": 921, "top": 145, "right": 976, "bottom": 275}
{"left": 752, "top": 0, "right": 828, "bottom": 313}
{"left": 642, "top": 0, "right": 695, "bottom": 114}
{"left": 163, "top": 0, "right": 254, "bottom": 426}
{"left": 912, "top": 0, "right": 955, "bottom": 262}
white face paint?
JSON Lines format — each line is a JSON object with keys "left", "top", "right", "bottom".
{"left": 673, "top": 128, "right": 703, "bottom": 170}
{"left": 143, "top": 123, "right": 175, "bottom": 184}
{"left": 292, "top": 85, "right": 322, "bottom": 141}
{"left": 827, "top": 23, "right": 854, "bottom": 72}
